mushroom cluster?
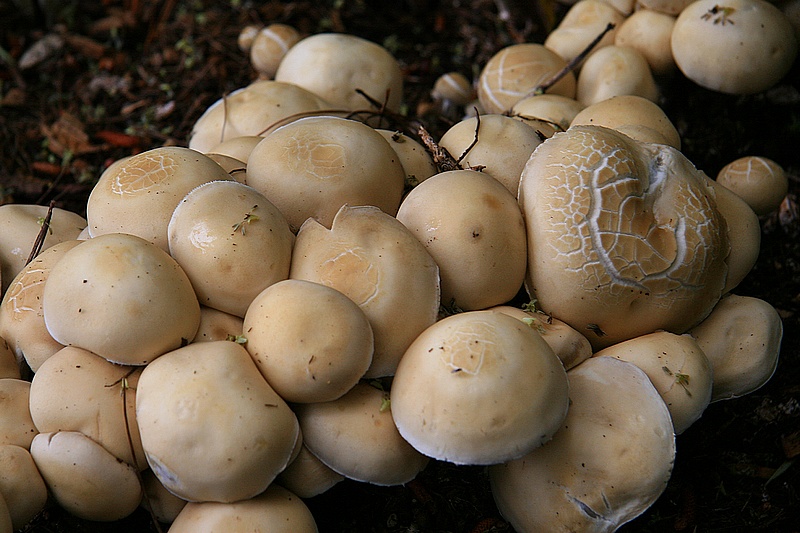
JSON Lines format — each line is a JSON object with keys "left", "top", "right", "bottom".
{"left": 0, "top": 6, "right": 793, "bottom": 532}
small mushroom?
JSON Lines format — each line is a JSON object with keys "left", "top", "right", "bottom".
{"left": 510, "top": 93, "right": 586, "bottom": 139}
{"left": 0, "top": 444, "right": 48, "bottom": 530}
{"left": 204, "top": 135, "right": 263, "bottom": 163}
{"left": 191, "top": 306, "right": 244, "bottom": 343}
{"left": 576, "top": 45, "right": 660, "bottom": 106}
{"left": 614, "top": 9, "right": 677, "bottom": 75}
{"left": 277, "top": 443, "right": 345, "bottom": 498}
{"left": 236, "top": 24, "right": 260, "bottom": 53}
{"left": 544, "top": 0, "right": 625, "bottom": 67}
{"left": 375, "top": 129, "right": 438, "bottom": 187}
{"left": 250, "top": 23, "right": 301, "bottom": 79}
{"left": 716, "top": 156, "right": 789, "bottom": 216}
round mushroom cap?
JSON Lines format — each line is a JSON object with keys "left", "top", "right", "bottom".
{"left": 246, "top": 116, "right": 406, "bottom": 232}
{"left": 191, "top": 306, "right": 244, "bottom": 343}
{"left": 544, "top": 0, "right": 625, "bottom": 66}
{"left": 437, "top": 115, "right": 544, "bottom": 194}
{"left": 277, "top": 443, "right": 344, "bottom": 498}
{"left": 671, "top": 0, "right": 798, "bottom": 95}
{"left": 716, "top": 156, "right": 789, "bottom": 216}
{"left": 294, "top": 382, "right": 430, "bottom": 485}
{"left": 0, "top": 444, "right": 48, "bottom": 530}
{"left": 375, "top": 129, "right": 438, "bottom": 187}
{"left": 614, "top": 9, "right": 677, "bottom": 75}
{"left": 30, "top": 431, "right": 143, "bottom": 522}
{"left": 290, "top": 205, "right": 440, "bottom": 378}
{"left": 519, "top": 126, "right": 729, "bottom": 349}
{"left": 275, "top": 32, "right": 403, "bottom": 112}
{"left": 432, "top": 72, "right": 475, "bottom": 106}
{"left": 593, "top": 331, "right": 713, "bottom": 434}
{"left": 689, "top": 294, "right": 783, "bottom": 401}
{"left": 390, "top": 310, "right": 570, "bottom": 465}
{"left": 489, "top": 356, "right": 676, "bottom": 532}
{"left": 168, "top": 180, "right": 294, "bottom": 317}
{"left": 478, "top": 43, "right": 577, "bottom": 114}
{"left": 0, "top": 379, "right": 36, "bottom": 449}
{"left": 42, "top": 233, "right": 201, "bottom": 365}
{"left": 86, "top": 146, "right": 231, "bottom": 251}
{"left": 237, "top": 24, "right": 260, "bottom": 52}
{"left": 135, "top": 340, "right": 299, "bottom": 503}
{"left": 576, "top": 45, "right": 660, "bottom": 106}
{"left": 243, "top": 279, "right": 373, "bottom": 403}
{"left": 250, "top": 23, "right": 301, "bottom": 79}
{"left": 510, "top": 93, "right": 585, "bottom": 139}
{"left": 396, "top": 169, "right": 528, "bottom": 311}
{"left": 169, "top": 485, "right": 317, "bottom": 533}
{"left": 205, "top": 135, "right": 263, "bottom": 162}
{"left": 637, "top": 0, "right": 695, "bottom": 15}
{"left": 29, "top": 346, "right": 145, "bottom": 469}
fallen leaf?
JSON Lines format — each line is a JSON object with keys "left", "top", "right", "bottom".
{"left": 18, "top": 34, "right": 64, "bottom": 70}
{"left": 41, "top": 112, "right": 103, "bottom": 156}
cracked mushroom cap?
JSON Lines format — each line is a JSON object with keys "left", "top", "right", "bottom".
{"left": 390, "top": 310, "right": 569, "bottom": 465}
{"left": 489, "top": 356, "right": 676, "bottom": 532}
{"left": 716, "top": 156, "right": 789, "bottom": 216}
{"left": 518, "top": 125, "right": 730, "bottom": 350}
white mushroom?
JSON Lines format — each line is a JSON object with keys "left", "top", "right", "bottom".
{"left": 614, "top": 9, "right": 677, "bottom": 75}
{"left": 250, "top": 23, "right": 301, "bottom": 79}
{"left": 576, "top": 45, "right": 660, "bottom": 106}
{"left": 277, "top": 443, "right": 345, "bottom": 498}
{"left": 544, "top": 0, "right": 625, "bottom": 67}
{"left": 0, "top": 444, "right": 48, "bottom": 530}
{"left": 510, "top": 93, "right": 586, "bottom": 139}
{"left": 375, "top": 129, "right": 438, "bottom": 187}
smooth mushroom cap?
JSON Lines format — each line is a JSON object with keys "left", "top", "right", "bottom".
{"left": 489, "top": 356, "right": 676, "bottom": 532}
{"left": 86, "top": 146, "right": 232, "bottom": 251}
{"left": 0, "top": 492, "right": 11, "bottom": 533}
{"left": 42, "top": 233, "right": 201, "bottom": 365}
{"left": 432, "top": 72, "right": 476, "bottom": 106}
{"left": 140, "top": 469, "right": 188, "bottom": 524}
{"left": 689, "top": 294, "right": 783, "bottom": 401}
{"left": 0, "top": 444, "right": 48, "bottom": 530}
{"left": 576, "top": 45, "right": 660, "bottom": 106}
{"left": 250, "top": 23, "right": 301, "bottom": 79}
{"left": 30, "top": 431, "right": 143, "bottom": 522}
{"left": 246, "top": 116, "right": 406, "bottom": 232}
{"left": 437, "top": 114, "right": 544, "bottom": 194}
{"left": 0, "top": 379, "right": 36, "bottom": 449}
{"left": 242, "top": 279, "right": 373, "bottom": 403}
{"left": 277, "top": 443, "right": 345, "bottom": 498}
{"left": 636, "top": 0, "right": 696, "bottom": 15}
{"left": 290, "top": 205, "right": 440, "bottom": 378}
{"left": 519, "top": 126, "right": 729, "bottom": 349}
{"left": 294, "top": 382, "right": 430, "bottom": 485}
{"left": 237, "top": 24, "right": 260, "bottom": 52}
{"left": 390, "top": 310, "right": 570, "bottom": 465}
{"left": 716, "top": 156, "right": 789, "bottom": 216}
{"left": 671, "top": 0, "right": 799, "bottom": 95}
{"left": 275, "top": 32, "right": 403, "bottom": 112}
{"left": 168, "top": 180, "right": 294, "bottom": 317}
{"left": 191, "top": 306, "right": 244, "bottom": 343}
{"left": 510, "top": 93, "right": 585, "bottom": 139}
{"left": 0, "top": 340, "right": 17, "bottom": 380}
{"left": 544, "top": 0, "right": 625, "bottom": 66}
{"left": 396, "top": 169, "right": 528, "bottom": 311}
{"left": 29, "top": 346, "right": 145, "bottom": 469}
{"left": 375, "top": 129, "right": 438, "bottom": 187}
{"left": 477, "top": 43, "right": 577, "bottom": 114}
{"left": 0, "top": 240, "right": 80, "bottom": 373}
{"left": 569, "top": 94, "right": 681, "bottom": 149}
{"left": 593, "top": 332, "right": 714, "bottom": 434}
{"left": 205, "top": 135, "right": 263, "bottom": 162}
{"left": 169, "top": 485, "right": 318, "bottom": 533}
{"left": 135, "top": 340, "right": 299, "bottom": 503}
{"left": 614, "top": 9, "right": 677, "bottom": 75}
{"left": 203, "top": 153, "right": 248, "bottom": 183}
{"left": 0, "top": 204, "right": 86, "bottom": 294}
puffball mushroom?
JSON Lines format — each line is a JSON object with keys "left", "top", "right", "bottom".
{"left": 294, "top": 382, "right": 430, "bottom": 485}
{"left": 275, "top": 32, "right": 404, "bottom": 113}
{"left": 42, "top": 233, "right": 201, "bottom": 366}
{"left": 168, "top": 180, "right": 294, "bottom": 317}
{"left": 0, "top": 341, "right": 17, "bottom": 380}
{"left": 0, "top": 379, "right": 36, "bottom": 449}
{"left": 716, "top": 156, "right": 789, "bottom": 216}
{"left": 290, "top": 205, "right": 440, "bottom": 378}
{"left": 518, "top": 126, "right": 729, "bottom": 350}
{"left": 191, "top": 306, "right": 244, "bottom": 343}
{"left": 0, "top": 444, "right": 48, "bottom": 530}
{"left": 593, "top": 332, "right": 713, "bottom": 434}
{"left": 396, "top": 169, "right": 528, "bottom": 311}
{"left": 489, "top": 356, "right": 676, "bottom": 532}
{"left": 135, "top": 340, "right": 299, "bottom": 503}
{"left": 431, "top": 72, "right": 476, "bottom": 107}
{"left": 30, "top": 431, "right": 143, "bottom": 522}
{"left": 576, "top": 45, "right": 660, "bottom": 106}
{"left": 614, "top": 9, "right": 677, "bottom": 75}
{"left": 477, "top": 43, "right": 577, "bottom": 114}
{"left": 242, "top": 279, "right": 373, "bottom": 403}
{"left": 246, "top": 116, "right": 406, "bottom": 232}
{"left": 277, "top": 443, "right": 345, "bottom": 498}
{"left": 510, "top": 93, "right": 586, "bottom": 139}
{"left": 390, "top": 310, "right": 570, "bottom": 465}
{"left": 375, "top": 129, "right": 438, "bottom": 187}
{"left": 671, "top": 0, "right": 798, "bottom": 95}
{"left": 140, "top": 469, "right": 188, "bottom": 524}
{"left": 689, "top": 294, "right": 783, "bottom": 401}
{"left": 543, "top": 0, "right": 625, "bottom": 66}
{"left": 86, "top": 146, "right": 231, "bottom": 251}
{"left": 250, "top": 23, "right": 301, "bottom": 79}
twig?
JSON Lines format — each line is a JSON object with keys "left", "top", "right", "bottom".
{"left": 25, "top": 200, "right": 55, "bottom": 265}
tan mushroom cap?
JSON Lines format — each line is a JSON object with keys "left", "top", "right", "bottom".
{"left": 716, "top": 156, "right": 789, "bottom": 216}
{"left": 510, "top": 93, "right": 585, "bottom": 139}
{"left": 519, "top": 126, "right": 729, "bottom": 349}
{"left": 29, "top": 346, "right": 145, "bottom": 469}
{"left": 169, "top": 485, "right": 318, "bottom": 533}
{"left": 42, "top": 233, "right": 201, "bottom": 366}
{"left": 0, "top": 444, "right": 48, "bottom": 530}
{"left": 614, "top": 9, "right": 677, "bottom": 75}
{"left": 246, "top": 116, "right": 406, "bottom": 232}
{"left": 168, "top": 180, "right": 294, "bottom": 317}
{"left": 277, "top": 443, "right": 344, "bottom": 498}
{"left": 637, "top": 0, "right": 695, "bottom": 15}
{"left": 544, "top": 0, "right": 625, "bottom": 66}
{"left": 593, "top": 332, "right": 713, "bottom": 434}
{"left": 689, "top": 294, "right": 783, "bottom": 401}
{"left": 437, "top": 115, "right": 543, "bottom": 195}
{"left": 275, "top": 32, "right": 403, "bottom": 112}
{"left": 396, "top": 169, "right": 528, "bottom": 311}
{"left": 205, "top": 135, "right": 263, "bottom": 162}
{"left": 477, "top": 43, "right": 577, "bottom": 114}
{"left": 0, "top": 240, "right": 79, "bottom": 373}
{"left": 188, "top": 79, "right": 329, "bottom": 153}
{"left": 390, "top": 310, "right": 570, "bottom": 465}
{"left": 576, "top": 45, "right": 660, "bottom": 106}
{"left": 243, "top": 279, "right": 373, "bottom": 403}
{"left": 30, "top": 431, "right": 143, "bottom": 522}
{"left": 250, "top": 23, "right": 301, "bottom": 79}
{"left": 237, "top": 24, "right": 260, "bottom": 52}
{"left": 294, "top": 382, "right": 430, "bottom": 485}
{"left": 290, "top": 205, "right": 440, "bottom": 378}
{"left": 0, "top": 204, "right": 86, "bottom": 294}
{"left": 191, "top": 306, "right": 244, "bottom": 343}
{"left": 0, "top": 379, "right": 36, "bottom": 449}
{"left": 671, "top": 0, "right": 798, "bottom": 95}
{"left": 136, "top": 340, "right": 299, "bottom": 503}
{"left": 203, "top": 153, "right": 247, "bottom": 183}
{"left": 86, "top": 146, "right": 231, "bottom": 251}
{"left": 375, "top": 129, "right": 438, "bottom": 187}
{"left": 432, "top": 72, "right": 476, "bottom": 106}
{"left": 141, "top": 469, "right": 188, "bottom": 524}
{"left": 489, "top": 356, "right": 675, "bottom": 532}
{"left": 0, "top": 339, "right": 19, "bottom": 380}
{"left": 0, "top": 492, "right": 12, "bottom": 533}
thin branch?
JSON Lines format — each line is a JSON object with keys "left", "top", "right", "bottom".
{"left": 25, "top": 200, "right": 55, "bottom": 265}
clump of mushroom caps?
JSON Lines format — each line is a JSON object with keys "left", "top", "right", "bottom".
{"left": 0, "top": 6, "right": 793, "bottom": 531}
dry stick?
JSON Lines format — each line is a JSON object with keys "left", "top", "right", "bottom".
{"left": 25, "top": 200, "right": 55, "bottom": 266}
{"left": 529, "top": 22, "right": 616, "bottom": 97}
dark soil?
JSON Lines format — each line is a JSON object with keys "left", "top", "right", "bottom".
{"left": 1, "top": 1, "right": 799, "bottom": 532}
